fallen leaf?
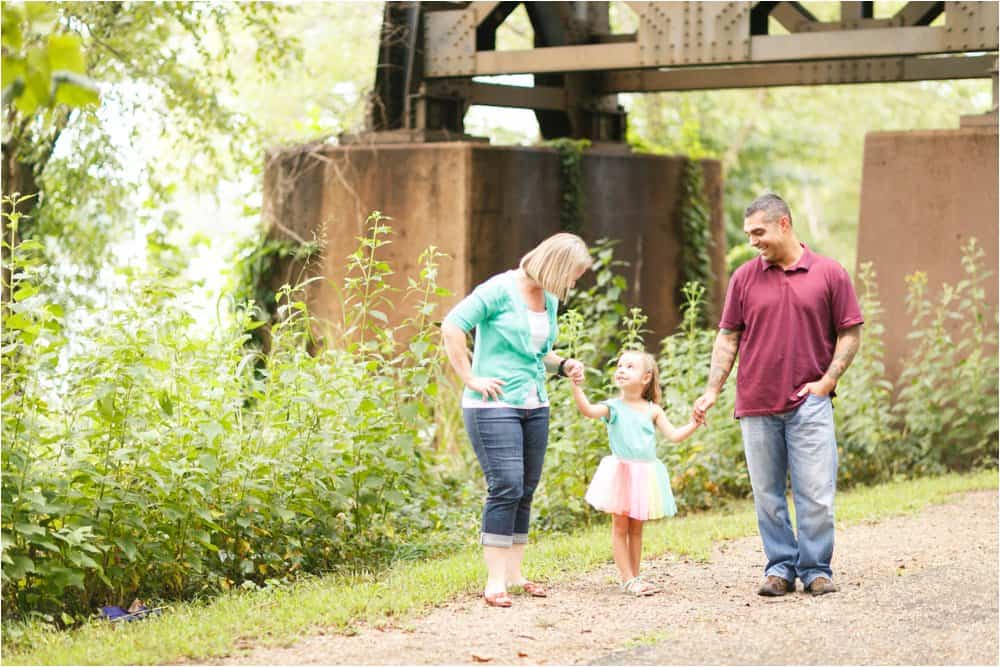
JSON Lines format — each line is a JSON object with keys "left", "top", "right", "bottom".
{"left": 471, "top": 653, "right": 493, "bottom": 663}
{"left": 518, "top": 650, "right": 529, "bottom": 657}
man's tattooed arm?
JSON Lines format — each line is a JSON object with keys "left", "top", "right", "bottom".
{"left": 707, "top": 328, "right": 742, "bottom": 393}
{"left": 823, "top": 324, "right": 862, "bottom": 385}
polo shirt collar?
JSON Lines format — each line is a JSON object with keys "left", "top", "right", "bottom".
{"left": 760, "top": 243, "right": 814, "bottom": 272}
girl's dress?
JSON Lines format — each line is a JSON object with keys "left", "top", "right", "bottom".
{"left": 585, "top": 398, "right": 677, "bottom": 520}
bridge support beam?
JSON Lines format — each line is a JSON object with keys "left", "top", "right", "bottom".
{"left": 262, "top": 143, "right": 727, "bottom": 345}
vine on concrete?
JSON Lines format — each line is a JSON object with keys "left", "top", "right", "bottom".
{"left": 543, "top": 138, "right": 591, "bottom": 234}
{"left": 678, "top": 160, "right": 714, "bottom": 322}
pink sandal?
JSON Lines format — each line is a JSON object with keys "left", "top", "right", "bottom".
{"left": 483, "top": 591, "right": 513, "bottom": 607}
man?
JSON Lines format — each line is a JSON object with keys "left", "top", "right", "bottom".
{"left": 694, "top": 194, "right": 863, "bottom": 597}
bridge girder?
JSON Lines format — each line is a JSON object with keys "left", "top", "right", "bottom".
{"left": 365, "top": 1, "right": 998, "bottom": 143}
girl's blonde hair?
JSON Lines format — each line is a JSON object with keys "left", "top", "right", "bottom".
{"left": 519, "top": 232, "right": 592, "bottom": 301}
{"left": 620, "top": 350, "right": 662, "bottom": 404}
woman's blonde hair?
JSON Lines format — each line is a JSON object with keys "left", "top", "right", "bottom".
{"left": 519, "top": 232, "right": 592, "bottom": 301}
{"left": 620, "top": 350, "right": 662, "bottom": 404}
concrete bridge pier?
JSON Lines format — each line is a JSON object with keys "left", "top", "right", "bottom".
{"left": 856, "top": 123, "right": 999, "bottom": 382}
{"left": 262, "top": 142, "right": 727, "bottom": 346}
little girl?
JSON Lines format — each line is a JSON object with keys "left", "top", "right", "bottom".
{"left": 571, "top": 350, "right": 702, "bottom": 596}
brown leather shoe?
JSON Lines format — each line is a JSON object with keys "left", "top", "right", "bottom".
{"left": 807, "top": 577, "right": 838, "bottom": 596}
{"left": 757, "top": 575, "right": 795, "bottom": 596}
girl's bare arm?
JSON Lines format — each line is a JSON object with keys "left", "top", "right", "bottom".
{"left": 571, "top": 383, "right": 609, "bottom": 420}
{"left": 652, "top": 405, "right": 700, "bottom": 442}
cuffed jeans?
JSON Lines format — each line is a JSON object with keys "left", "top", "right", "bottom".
{"left": 463, "top": 407, "right": 549, "bottom": 548}
{"left": 740, "top": 393, "right": 838, "bottom": 587}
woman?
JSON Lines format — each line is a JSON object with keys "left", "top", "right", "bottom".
{"left": 441, "top": 232, "right": 591, "bottom": 608}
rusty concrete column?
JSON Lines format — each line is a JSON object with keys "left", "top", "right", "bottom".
{"left": 856, "top": 127, "right": 999, "bottom": 383}
{"left": 262, "top": 142, "right": 726, "bottom": 347}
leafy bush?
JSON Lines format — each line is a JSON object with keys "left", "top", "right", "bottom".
{"left": 1, "top": 205, "right": 463, "bottom": 624}
{"left": 892, "top": 239, "right": 999, "bottom": 473}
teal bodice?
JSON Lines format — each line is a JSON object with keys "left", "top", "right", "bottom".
{"left": 601, "top": 398, "right": 658, "bottom": 461}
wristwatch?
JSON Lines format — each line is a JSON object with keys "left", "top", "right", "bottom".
{"left": 557, "top": 358, "right": 569, "bottom": 377}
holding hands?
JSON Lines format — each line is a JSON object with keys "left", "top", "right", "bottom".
{"left": 561, "top": 358, "right": 585, "bottom": 385}
{"left": 692, "top": 389, "right": 718, "bottom": 425}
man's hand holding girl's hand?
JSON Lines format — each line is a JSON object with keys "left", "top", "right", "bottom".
{"left": 693, "top": 389, "right": 718, "bottom": 424}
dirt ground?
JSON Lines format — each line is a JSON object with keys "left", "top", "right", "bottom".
{"left": 221, "top": 490, "right": 998, "bottom": 666}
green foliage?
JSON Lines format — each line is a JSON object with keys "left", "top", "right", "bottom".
{"left": 542, "top": 138, "right": 591, "bottom": 234}
{"left": 9, "top": 470, "right": 992, "bottom": 665}
{"left": 3, "top": 1, "right": 301, "bottom": 271}
{"left": 726, "top": 243, "right": 757, "bottom": 274}
{"left": 620, "top": 307, "right": 650, "bottom": 351}
{"left": 342, "top": 212, "right": 398, "bottom": 355}
{"left": 1, "top": 206, "right": 462, "bottom": 625}
{"left": 835, "top": 262, "right": 899, "bottom": 484}
{"left": 231, "top": 234, "right": 321, "bottom": 348}
{"left": 1, "top": 3, "right": 100, "bottom": 114}
{"left": 677, "top": 161, "right": 714, "bottom": 321}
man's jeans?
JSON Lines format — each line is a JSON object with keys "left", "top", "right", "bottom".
{"left": 463, "top": 407, "right": 549, "bottom": 548}
{"left": 740, "top": 394, "right": 838, "bottom": 586}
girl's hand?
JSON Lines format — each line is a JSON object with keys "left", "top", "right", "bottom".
{"left": 466, "top": 376, "right": 505, "bottom": 400}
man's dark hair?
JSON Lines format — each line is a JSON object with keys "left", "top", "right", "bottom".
{"left": 744, "top": 193, "right": 792, "bottom": 225}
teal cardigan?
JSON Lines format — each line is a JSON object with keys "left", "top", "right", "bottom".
{"left": 444, "top": 271, "right": 559, "bottom": 406}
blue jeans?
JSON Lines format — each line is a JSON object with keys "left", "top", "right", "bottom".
{"left": 740, "top": 394, "right": 838, "bottom": 586}
{"left": 463, "top": 407, "right": 550, "bottom": 548}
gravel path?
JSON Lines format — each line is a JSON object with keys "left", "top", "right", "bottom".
{"left": 223, "top": 490, "right": 998, "bottom": 665}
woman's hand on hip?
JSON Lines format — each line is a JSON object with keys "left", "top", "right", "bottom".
{"left": 467, "top": 376, "right": 506, "bottom": 400}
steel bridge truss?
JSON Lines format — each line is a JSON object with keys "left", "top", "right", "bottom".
{"left": 366, "top": 1, "right": 999, "bottom": 142}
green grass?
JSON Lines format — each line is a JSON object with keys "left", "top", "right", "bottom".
{"left": 4, "top": 469, "right": 996, "bottom": 665}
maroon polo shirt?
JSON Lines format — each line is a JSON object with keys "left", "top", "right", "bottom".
{"left": 719, "top": 244, "right": 864, "bottom": 418}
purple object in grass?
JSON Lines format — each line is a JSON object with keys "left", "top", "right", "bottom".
{"left": 99, "top": 601, "right": 162, "bottom": 622}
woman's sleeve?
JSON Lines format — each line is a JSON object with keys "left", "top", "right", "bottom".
{"left": 444, "top": 281, "right": 497, "bottom": 332}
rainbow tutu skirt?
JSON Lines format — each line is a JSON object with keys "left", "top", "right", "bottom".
{"left": 585, "top": 455, "right": 677, "bottom": 520}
